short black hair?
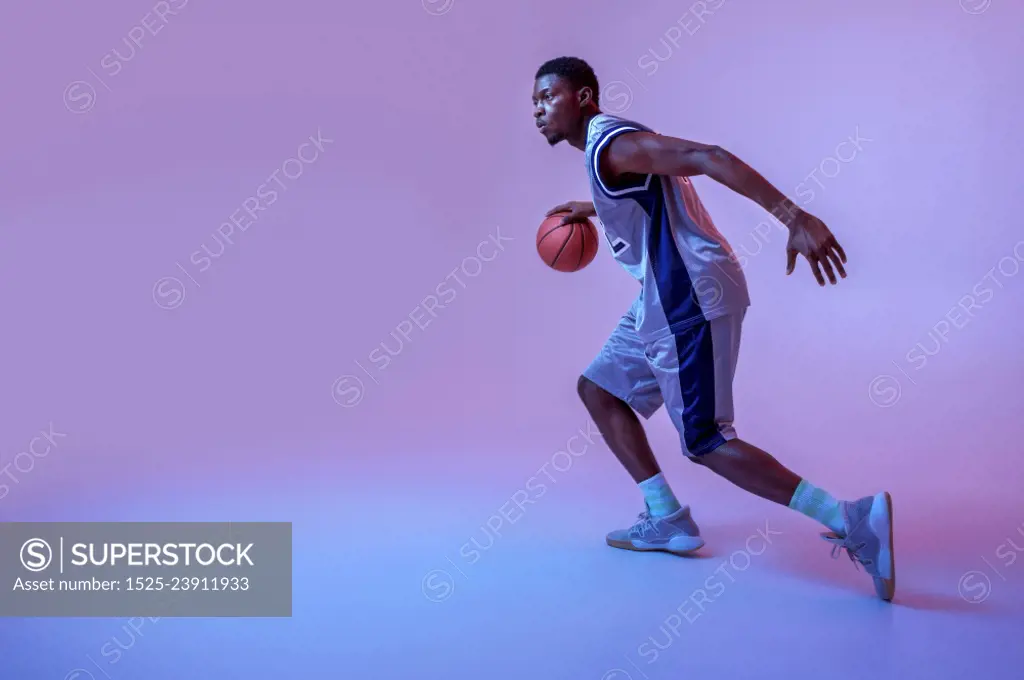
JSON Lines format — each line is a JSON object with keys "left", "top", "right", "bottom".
{"left": 535, "top": 56, "right": 599, "bottom": 103}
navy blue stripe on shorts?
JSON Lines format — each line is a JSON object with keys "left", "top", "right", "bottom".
{"left": 582, "top": 300, "right": 744, "bottom": 458}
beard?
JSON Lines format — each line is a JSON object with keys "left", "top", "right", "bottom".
{"left": 546, "top": 132, "right": 564, "bottom": 147}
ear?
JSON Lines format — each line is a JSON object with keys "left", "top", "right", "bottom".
{"left": 578, "top": 86, "right": 594, "bottom": 109}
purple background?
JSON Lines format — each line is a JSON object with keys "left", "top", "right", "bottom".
{"left": 2, "top": 0, "right": 1022, "bottom": 678}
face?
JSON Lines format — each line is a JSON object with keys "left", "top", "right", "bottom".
{"left": 532, "top": 74, "right": 589, "bottom": 147}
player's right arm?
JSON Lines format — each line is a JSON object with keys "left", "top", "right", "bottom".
{"left": 602, "top": 131, "right": 847, "bottom": 286}
{"left": 546, "top": 201, "right": 596, "bottom": 225}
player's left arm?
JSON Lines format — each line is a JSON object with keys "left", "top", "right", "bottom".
{"left": 602, "top": 131, "right": 848, "bottom": 285}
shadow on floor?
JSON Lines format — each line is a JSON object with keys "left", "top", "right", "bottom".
{"left": 677, "top": 518, "right": 1006, "bottom": 613}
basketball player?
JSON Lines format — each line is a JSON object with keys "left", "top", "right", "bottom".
{"left": 532, "top": 56, "right": 895, "bottom": 601}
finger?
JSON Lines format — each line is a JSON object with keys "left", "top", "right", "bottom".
{"left": 546, "top": 204, "right": 569, "bottom": 216}
{"left": 826, "top": 245, "right": 847, "bottom": 279}
{"left": 832, "top": 238, "right": 848, "bottom": 263}
{"left": 786, "top": 248, "right": 797, "bottom": 275}
{"left": 808, "top": 255, "right": 825, "bottom": 286}
{"left": 817, "top": 250, "right": 837, "bottom": 285}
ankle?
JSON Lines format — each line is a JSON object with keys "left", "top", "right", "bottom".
{"left": 639, "top": 473, "right": 682, "bottom": 517}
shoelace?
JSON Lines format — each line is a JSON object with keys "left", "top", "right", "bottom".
{"left": 630, "top": 512, "right": 659, "bottom": 538}
{"left": 827, "top": 534, "right": 873, "bottom": 572}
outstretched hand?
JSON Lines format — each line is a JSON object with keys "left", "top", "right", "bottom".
{"left": 546, "top": 201, "right": 596, "bottom": 225}
{"left": 785, "top": 211, "right": 848, "bottom": 285}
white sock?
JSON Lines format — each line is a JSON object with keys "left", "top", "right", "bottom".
{"left": 638, "top": 473, "right": 682, "bottom": 517}
{"left": 788, "top": 479, "right": 846, "bottom": 535}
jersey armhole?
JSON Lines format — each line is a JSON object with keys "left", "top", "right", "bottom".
{"left": 591, "top": 126, "right": 653, "bottom": 199}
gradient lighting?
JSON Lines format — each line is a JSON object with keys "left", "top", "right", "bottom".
{"left": 1, "top": 0, "right": 1023, "bottom": 678}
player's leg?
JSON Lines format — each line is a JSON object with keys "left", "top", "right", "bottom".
{"left": 648, "top": 313, "right": 853, "bottom": 521}
{"left": 700, "top": 438, "right": 895, "bottom": 600}
{"left": 579, "top": 303, "right": 703, "bottom": 555}
{"left": 649, "top": 313, "right": 895, "bottom": 599}
{"left": 578, "top": 300, "right": 674, "bottom": 500}
{"left": 697, "top": 440, "right": 832, "bottom": 524}
{"left": 577, "top": 376, "right": 659, "bottom": 483}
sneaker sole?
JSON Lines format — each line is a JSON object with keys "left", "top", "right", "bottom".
{"left": 872, "top": 491, "right": 895, "bottom": 601}
{"left": 606, "top": 535, "right": 705, "bottom": 556}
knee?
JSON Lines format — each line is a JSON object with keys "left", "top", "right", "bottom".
{"left": 577, "top": 375, "right": 596, "bottom": 403}
{"left": 683, "top": 428, "right": 726, "bottom": 460}
{"left": 684, "top": 432, "right": 728, "bottom": 465}
{"left": 577, "top": 375, "right": 614, "bottom": 410}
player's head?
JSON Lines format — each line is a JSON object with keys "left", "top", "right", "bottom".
{"left": 533, "top": 57, "right": 600, "bottom": 147}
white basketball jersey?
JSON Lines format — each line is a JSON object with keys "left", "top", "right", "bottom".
{"left": 584, "top": 113, "right": 750, "bottom": 341}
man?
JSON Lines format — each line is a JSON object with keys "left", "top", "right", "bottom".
{"left": 532, "top": 56, "right": 895, "bottom": 601}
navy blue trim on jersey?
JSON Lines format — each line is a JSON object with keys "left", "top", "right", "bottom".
{"left": 673, "top": 321, "right": 727, "bottom": 456}
{"left": 590, "top": 125, "right": 653, "bottom": 199}
{"left": 633, "top": 178, "right": 706, "bottom": 329}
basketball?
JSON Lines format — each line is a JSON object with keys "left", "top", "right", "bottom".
{"left": 536, "top": 212, "right": 599, "bottom": 272}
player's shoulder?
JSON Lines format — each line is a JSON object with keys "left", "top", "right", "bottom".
{"left": 586, "top": 113, "right": 654, "bottom": 152}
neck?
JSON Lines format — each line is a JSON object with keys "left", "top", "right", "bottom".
{"left": 567, "top": 108, "right": 601, "bottom": 150}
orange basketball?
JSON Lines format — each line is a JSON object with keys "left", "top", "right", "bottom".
{"left": 536, "top": 212, "right": 599, "bottom": 272}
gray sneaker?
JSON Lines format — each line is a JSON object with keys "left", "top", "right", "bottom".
{"left": 606, "top": 504, "right": 705, "bottom": 556}
{"left": 822, "top": 491, "right": 895, "bottom": 601}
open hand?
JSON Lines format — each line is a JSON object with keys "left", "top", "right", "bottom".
{"left": 785, "top": 211, "right": 848, "bottom": 286}
{"left": 546, "top": 201, "right": 596, "bottom": 225}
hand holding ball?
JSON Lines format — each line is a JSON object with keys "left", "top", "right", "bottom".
{"left": 536, "top": 211, "right": 599, "bottom": 272}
